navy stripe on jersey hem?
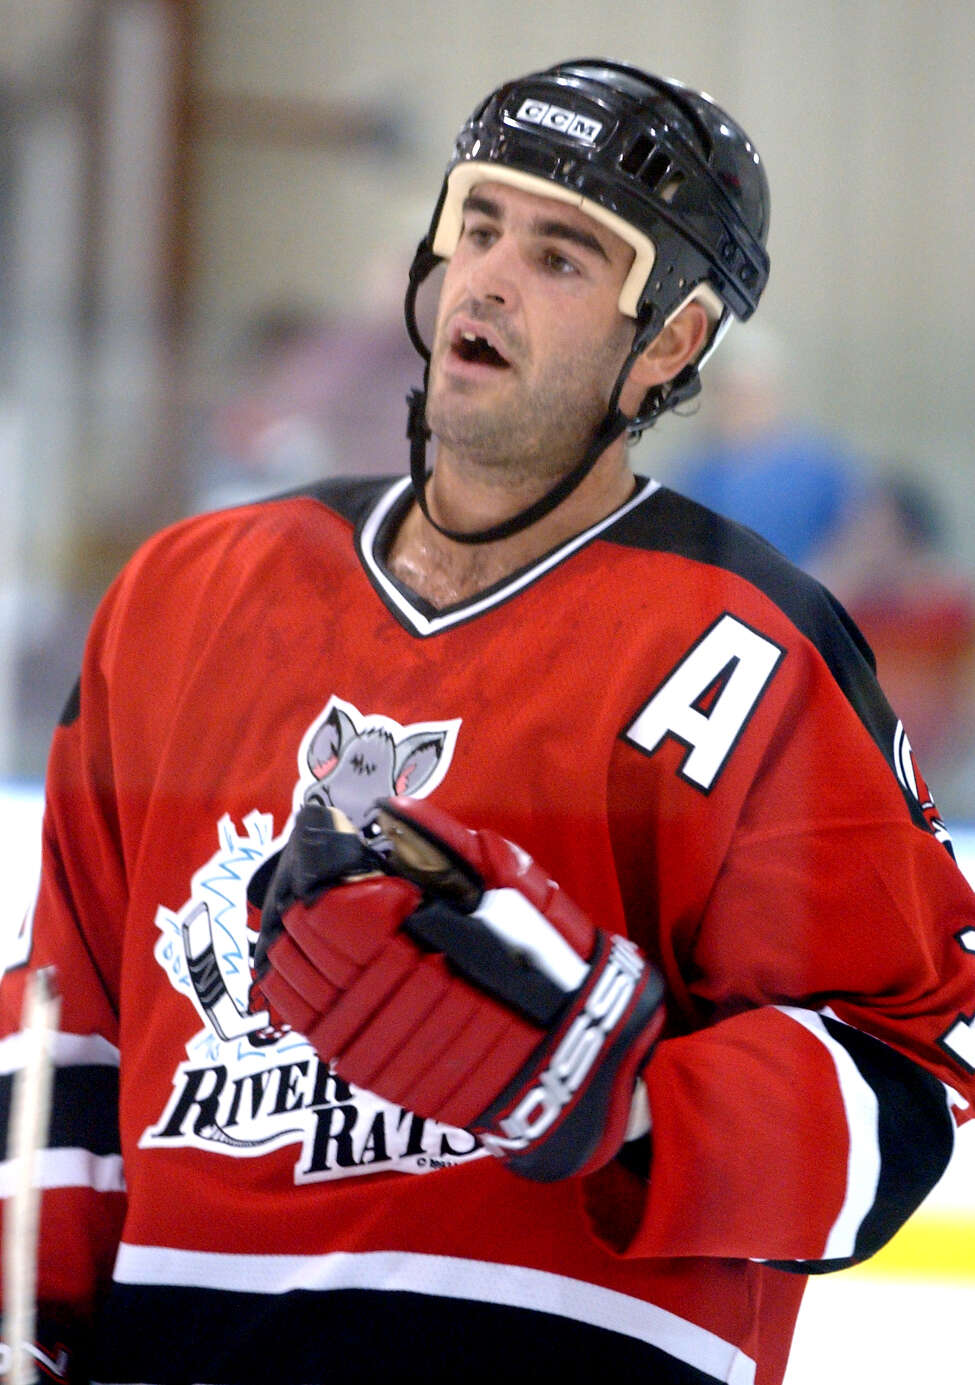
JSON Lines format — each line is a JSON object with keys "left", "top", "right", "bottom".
{"left": 94, "top": 1284, "right": 729, "bottom": 1384}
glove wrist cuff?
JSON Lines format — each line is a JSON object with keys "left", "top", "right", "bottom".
{"left": 473, "top": 933, "right": 664, "bottom": 1180}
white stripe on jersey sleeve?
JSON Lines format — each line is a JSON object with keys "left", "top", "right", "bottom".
{"left": 775, "top": 1006, "right": 882, "bottom": 1260}
{"left": 113, "top": 1244, "right": 757, "bottom": 1384}
{"left": 0, "top": 1030, "right": 120, "bottom": 1074}
{"left": 0, "top": 1147, "right": 124, "bottom": 1197}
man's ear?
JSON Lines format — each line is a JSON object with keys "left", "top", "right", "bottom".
{"left": 617, "top": 300, "right": 712, "bottom": 417}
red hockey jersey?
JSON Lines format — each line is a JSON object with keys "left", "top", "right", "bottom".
{"left": 2, "top": 474, "right": 974, "bottom": 1384}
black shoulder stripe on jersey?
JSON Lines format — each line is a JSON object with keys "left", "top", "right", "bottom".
{"left": 606, "top": 485, "right": 875, "bottom": 667}
{"left": 606, "top": 486, "right": 938, "bottom": 837}
{"left": 260, "top": 474, "right": 402, "bottom": 528}
{"left": 96, "top": 1283, "right": 727, "bottom": 1384}
{"left": 767, "top": 1017, "right": 954, "bottom": 1276}
{"left": 59, "top": 676, "right": 81, "bottom": 728}
{"left": 63, "top": 481, "right": 395, "bottom": 728}
{"left": 0, "top": 1064, "right": 120, "bottom": 1160}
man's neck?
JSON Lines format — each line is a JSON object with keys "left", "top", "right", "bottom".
{"left": 386, "top": 441, "right": 636, "bottom": 608}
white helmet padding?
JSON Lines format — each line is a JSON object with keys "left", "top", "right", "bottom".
{"left": 431, "top": 162, "right": 725, "bottom": 331}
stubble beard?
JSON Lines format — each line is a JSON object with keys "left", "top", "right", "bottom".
{"left": 426, "top": 320, "right": 635, "bottom": 487}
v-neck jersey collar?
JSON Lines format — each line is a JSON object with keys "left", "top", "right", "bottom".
{"left": 355, "top": 473, "right": 661, "bottom": 637}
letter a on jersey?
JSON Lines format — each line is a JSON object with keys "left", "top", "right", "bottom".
{"left": 624, "top": 614, "right": 784, "bottom": 792}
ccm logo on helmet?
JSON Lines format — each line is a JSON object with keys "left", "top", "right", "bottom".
{"left": 483, "top": 936, "right": 644, "bottom": 1154}
{"left": 515, "top": 98, "right": 603, "bottom": 146}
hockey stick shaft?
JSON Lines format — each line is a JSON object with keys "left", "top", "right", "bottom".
{"left": 2, "top": 967, "right": 60, "bottom": 1385}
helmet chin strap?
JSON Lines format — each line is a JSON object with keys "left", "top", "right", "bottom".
{"left": 405, "top": 321, "right": 667, "bottom": 547}
{"left": 406, "top": 390, "right": 631, "bottom": 546}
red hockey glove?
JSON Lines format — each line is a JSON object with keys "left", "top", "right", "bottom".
{"left": 254, "top": 797, "right": 666, "bottom": 1180}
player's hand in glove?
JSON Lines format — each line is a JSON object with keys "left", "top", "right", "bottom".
{"left": 253, "top": 797, "right": 666, "bottom": 1181}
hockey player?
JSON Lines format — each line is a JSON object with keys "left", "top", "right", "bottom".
{"left": 2, "top": 58, "right": 974, "bottom": 1385}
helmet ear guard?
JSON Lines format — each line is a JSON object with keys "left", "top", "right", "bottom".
{"left": 404, "top": 58, "right": 770, "bottom": 544}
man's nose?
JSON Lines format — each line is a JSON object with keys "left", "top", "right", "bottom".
{"left": 465, "top": 238, "right": 520, "bottom": 306}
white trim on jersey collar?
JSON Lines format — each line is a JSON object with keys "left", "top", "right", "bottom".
{"left": 359, "top": 474, "right": 661, "bottom": 637}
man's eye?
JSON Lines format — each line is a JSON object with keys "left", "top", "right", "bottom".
{"left": 465, "top": 224, "right": 495, "bottom": 246}
{"left": 543, "top": 250, "right": 577, "bottom": 274}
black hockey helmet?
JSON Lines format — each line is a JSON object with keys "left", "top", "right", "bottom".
{"left": 405, "top": 58, "right": 771, "bottom": 544}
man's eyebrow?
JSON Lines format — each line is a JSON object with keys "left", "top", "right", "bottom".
{"left": 533, "top": 216, "right": 610, "bottom": 262}
{"left": 461, "top": 192, "right": 611, "bottom": 262}
{"left": 463, "top": 192, "right": 503, "bottom": 220}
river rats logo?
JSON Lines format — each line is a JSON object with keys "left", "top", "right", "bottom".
{"left": 142, "top": 697, "right": 477, "bottom": 1182}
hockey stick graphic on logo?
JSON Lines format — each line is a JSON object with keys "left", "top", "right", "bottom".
{"left": 182, "top": 901, "right": 272, "bottom": 1042}
{"left": 2, "top": 967, "right": 61, "bottom": 1385}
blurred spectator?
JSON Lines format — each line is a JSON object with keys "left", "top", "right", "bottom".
{"left": 189, "top": 298, "right": 420, "bottom": 514}
{"left": 826, "top": 471, "right": 975, "bottom": 818}
{"left": 669, "top": 325, "right": 868, "bottom": 571}
{"left": 667, "top": 327, "right": 975, "bottom": 820}
{"left": 189, "top": 304, "right": 342, "bottom": 512}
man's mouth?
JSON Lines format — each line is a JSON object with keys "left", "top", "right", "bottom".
{"left": 451, "top": 326, "right": 511, "bottom": 369}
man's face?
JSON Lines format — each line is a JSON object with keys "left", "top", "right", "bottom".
{"left": 425, "top": 180, "right": 638, "bottom": 481}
